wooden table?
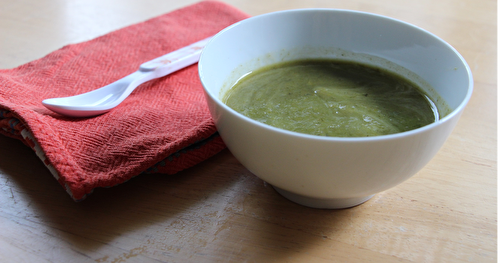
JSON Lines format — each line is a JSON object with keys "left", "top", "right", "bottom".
{"left": 0, "top": 0, "right": 496, "bottom": 262}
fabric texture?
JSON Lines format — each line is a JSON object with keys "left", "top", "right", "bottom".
{"left": 0, "top": 1, "right": 249, "bottom": 201}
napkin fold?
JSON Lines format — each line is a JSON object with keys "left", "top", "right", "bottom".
{"left": 0, "top": 1, "right": 250, "bottom": 201}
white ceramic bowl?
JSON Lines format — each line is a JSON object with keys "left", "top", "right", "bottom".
{"left": 198, "top": 9, "right": 473, "bottom": 209}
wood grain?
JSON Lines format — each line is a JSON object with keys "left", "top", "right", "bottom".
{"left": 0, "top": 0, "right": 496, "bottom": 262}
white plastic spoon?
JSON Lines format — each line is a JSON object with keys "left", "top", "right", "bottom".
{"left": 42, "top": 37, "right": 212, "bottom": 117}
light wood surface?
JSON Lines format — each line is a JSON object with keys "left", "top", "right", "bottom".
{"left": 0, "top": 0, "right": 496, "bottom": 262}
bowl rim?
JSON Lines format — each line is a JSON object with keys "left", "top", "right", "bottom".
{"left": 199, "top": 8, "right": 474, "bottom": 142}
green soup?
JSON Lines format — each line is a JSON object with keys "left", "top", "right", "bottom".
{"left": 223, "top": 59, "right": 440, "bottom": 137}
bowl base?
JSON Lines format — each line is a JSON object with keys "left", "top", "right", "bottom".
{"left": 273, "top": 186, "right": 374, "bottom": 209}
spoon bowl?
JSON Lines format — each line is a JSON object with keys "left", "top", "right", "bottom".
{"left": 42, "top": 71, "right": 154, "bottom": 117}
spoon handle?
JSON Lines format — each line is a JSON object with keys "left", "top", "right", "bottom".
{"left": 139, "top": 37, "right": 212, "bottom": 75}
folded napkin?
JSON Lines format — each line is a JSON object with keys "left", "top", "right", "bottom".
{"left": 0, "top": 1, "right": 249, "bottom": 201}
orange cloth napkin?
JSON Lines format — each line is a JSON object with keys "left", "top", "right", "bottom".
{"left": 0, "top": 1, "right": 249, "bottom": 201}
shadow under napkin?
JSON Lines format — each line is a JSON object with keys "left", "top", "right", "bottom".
{"left": 0, "top": 1, "right": 250, "bottom": 201}
{"left": 1, "top": 135, "right": 363, "bottom": 262}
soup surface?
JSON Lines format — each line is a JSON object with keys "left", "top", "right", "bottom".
{"left": 223, "top": 59, "right": 438, "bottom": 137}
